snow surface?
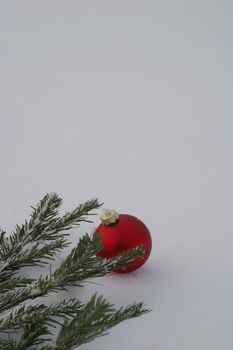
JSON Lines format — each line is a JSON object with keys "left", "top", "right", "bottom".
{"left": 0, "top": 1, "right": 233, "bottom": 349}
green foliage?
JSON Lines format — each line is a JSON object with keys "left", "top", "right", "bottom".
{"left": 0, "top": 193, "right": 149, "bottom": 349}
{"left": 54, "top": 294, "right": 147, "bottom": 350}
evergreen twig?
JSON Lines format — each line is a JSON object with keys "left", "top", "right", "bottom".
{"left": 0, "top": 193, "right": 150, "bottom": 349}
{"left": 55, "top": 294, "right": 149, "bottom": 350}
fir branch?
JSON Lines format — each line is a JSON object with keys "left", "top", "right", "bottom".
{"left": 0, "top": 230, "right": 10, "bottom": 267}
{"left": 9, "top": 193, "right": 62, "bottom": 249}
{"left": 0, "top": 194, "right": 150, "bottom": 349}
{"left": 0, "top": 193, "right": 63, "bottom": 279}
{"left": 0, "top": 194, "right": 102, "bottom": 283}
{"left": 0, "top": 338, "right": 18, "bottom": 350}
{"left": 0, "top": 287, "right": 32, "bottom": 314}
{"left": 37, "top": 234, "right": 145, "bottom": 294}
{"left": 0, "top": 276, "right": 35, "bottom": 293}
{"left": 30, "top": 193, "right": 63, "bottom": 226}
{"left": 16, "top": 318, "right": 52, "bottom": 350}
{"left": 0, "top": 238, "right": 68, "bottom": 287}
{"left": 55, "top": 294, "right": 149, "bottom": 349}
{"left": 0, "top": 299, "right": 83, "bottom": 331}
{"left": 0, "top": 235, "right": 144, "bottom": 313}
{"left": 50, "top": 199, "right": 103, "bottom": 230}
{"left": 51, "top": 234, "right": 145, "bottom": 288}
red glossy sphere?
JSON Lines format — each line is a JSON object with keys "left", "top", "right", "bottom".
{"left": 94, "top": 214, "right": 152, "bottom": 273}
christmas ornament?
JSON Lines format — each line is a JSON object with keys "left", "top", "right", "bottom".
{"left": 94, "top": 209, "right": 152, "bottom": 273}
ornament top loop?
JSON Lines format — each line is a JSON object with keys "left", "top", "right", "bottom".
{"left": 100, "top": 209, "right": 119, "bottom": 225}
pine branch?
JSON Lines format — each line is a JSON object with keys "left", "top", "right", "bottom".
{"left": 0, "top": 194, "right": 102, "bottom": 289}
{"left": 0, "top": 276, "right": 35, "bottom": 293}
{"left": 0, "top": 194, "right": 150, "bottom": 349}
{"left": 55, "top": 294, "right": 149, "bottom": 350}
{"left": 0, "top": 299, "right": 83, "bottom": 331}
{"left": 0, "top": 338, "right": 18, "bottom": 350}
{"left": 0, "top": 339, "right": 52, "bottom": 350}
{"left": 0, "top": 288, "right": 32, "bottom": 314}
{"left": 36, "top": 235, "right": 145, "bottom": 296}
{"left": 9, "top": 193, "right": 63, "bottom": 249}
{"left": 0, "top": 193, "right": 63, "bottom": 280}
{"left": 16, "top": 319, "right": 52, "bottom": 350}
{"left": 50, "top": 199, "right": 103, "bottom": 230}
{"left": 51, "top": 234, "right": 145, "bottom": 287}
{"left": 0, "top": 235, "right": 144, "bottom": 313}
{"left": 0, "top": 238, "right": 68, "bottom": 286}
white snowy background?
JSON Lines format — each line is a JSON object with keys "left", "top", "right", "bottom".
{"left": 1, "top": 1, "right": 233, "bottom": 349}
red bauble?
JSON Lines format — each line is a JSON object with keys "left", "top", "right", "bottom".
{"left": 94, "top": 210, "right": 152, "bottom": 273}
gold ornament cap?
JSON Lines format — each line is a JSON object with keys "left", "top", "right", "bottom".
{"left": 100, "top": 209, "right": 119, "bottom": 225}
